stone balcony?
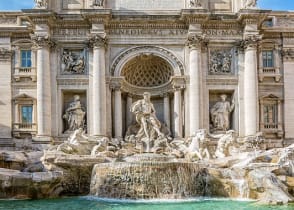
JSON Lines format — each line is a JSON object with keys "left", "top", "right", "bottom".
{"left": 258, "top": 67, "right": 281, "bottom": 82}
{"left": 14, "top": 67, "right": 36, "bottom": 82}
{"left": 12, "top": 123, "right": 37, "bottom": 138}
{"left": 260, "top": 122, "right": 283, "bottom": 138}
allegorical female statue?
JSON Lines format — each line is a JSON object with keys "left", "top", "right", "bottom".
{"left": 63, "top": 95, "right": 86, "bottom": 133}
{"left": 210, "top": 94, "right": 234, "bottom": 132}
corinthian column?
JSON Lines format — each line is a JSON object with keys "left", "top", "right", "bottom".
{"left": 31, "top": 34, "right": 53, "bottom": 140}
{"left": 90, "top": 34, "right": 107, "bottom": 137}
{"left": 187, "top": 34, "right": 205, "bottom": 136}
{"left": 243, "top": 35, "right": 261, "bottom": 136}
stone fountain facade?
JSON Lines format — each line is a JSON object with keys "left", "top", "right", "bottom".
{"left": 0, "top": 0, "right": 293, "bottom": 205}
{"left": 0, "top": 0, "right": 292, "bottom": 148}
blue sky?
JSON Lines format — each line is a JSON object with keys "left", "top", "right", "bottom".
{"left": 0, "top": 0, "right": 293, "bottom": 11}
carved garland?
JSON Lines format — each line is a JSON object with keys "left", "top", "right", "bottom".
{"left": 282, "top": 49, "right": 294, "bottom": 61}
{"left": 0, "top": 48, "right": 12, "bottom": 62}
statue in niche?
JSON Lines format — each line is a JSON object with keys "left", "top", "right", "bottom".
{"left": 244, "top": 0, "right": 257, "bottom": 9}
{"left": 189, "top": 0, "right": 202, "bottom": 8}
{"left": 63, "top": 95, "right": 86, "bottom": 133}
{"left": 210, "top": 94, "right": 234, "bottom": 132}
{"left": 62, "top": 50, "right": 85, "bottom": 74}
{"left": 209, "top": 50, "right": 232, "bottom": 74}
{"left": 130, "top": 92, "right": 165, "bottom": 152}
{"left": 34, "top": 0, "right": 47, "bottom": 9}
{"left": 91, "top": 0, "right": 104, "bottom": 7}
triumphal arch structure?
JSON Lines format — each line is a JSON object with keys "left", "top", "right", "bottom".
{"left": 0, "top": 0, "right": 294, "bottom": 149}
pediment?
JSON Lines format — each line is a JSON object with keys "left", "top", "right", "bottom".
{"left": 13, "top": 93, "right": 36, "bottom": 101}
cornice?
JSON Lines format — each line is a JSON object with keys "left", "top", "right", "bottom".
{"left": 106, "top": 22, "right": 187, "bottom": 30}
{"left": 21, "top": 9, "right": 56, "bottom": 25}
{"left": 180, "top": 9, "right": 210, "bottom": 24}
{"left": 81, "top": 9, "right": 112, "bottom": 24}
{"left": 238, "top": 9, "right": 270, "bottom": 25}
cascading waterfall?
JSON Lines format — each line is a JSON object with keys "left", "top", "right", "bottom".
{"left": 90, "top": 154, "right": 211, "bottom": 199}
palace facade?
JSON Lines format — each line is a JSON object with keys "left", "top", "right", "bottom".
{"left": 0, "top": 0, "right": 294, "bottom": 148}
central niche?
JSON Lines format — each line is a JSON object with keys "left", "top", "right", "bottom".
{"left": 121, "top": 54, "right": 173, "bottom": 87}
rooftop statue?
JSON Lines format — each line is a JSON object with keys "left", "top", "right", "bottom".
{"left": 244, "top": 0, "right": 257, "bottom": 9}
{"left": 34, "top": 0, "right": 47, "bottom": 9}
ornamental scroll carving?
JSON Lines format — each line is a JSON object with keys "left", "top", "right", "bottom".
{"left": 242, "top": 34, "right": 262, "bottom": 49}
{"left": 30, "top": 34, "right": 54, "bottom": 48}
{"left": 186, "top": 34, "right": 207, "bottom": 48}
{"left": 209, "top": 49, "right": 233, "bottom": 74}
{"left": 89, "top": 34, "right": 107, "bottom": 48}
{"left": 61, "top": 49, "right": 86, "bottom": 74}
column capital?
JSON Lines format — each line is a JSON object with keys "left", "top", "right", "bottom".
{"left": 242, "top": 34, "right": 262, "bottom": 50}
{"left": 161, "top": 92, "right": 170, "bottom": 98}
{"left": 30, "top": 34, "right": 55, "bottom": 49}
{"left": 89, "top": 33, "right": 107, "bottom": 48}
{"left": 186, "top": 34, "right": 207, "bottom": 49}
{"left": 109, "top": 77, "right": 124, "bottom": 91}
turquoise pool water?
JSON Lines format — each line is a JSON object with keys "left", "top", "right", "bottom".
{"left": 0, "top": 197, "right": 293, "bottom": 210}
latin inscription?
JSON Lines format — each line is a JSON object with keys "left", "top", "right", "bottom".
{"left": 203, "top": 29, "right": 243, "bottom": 36}
{"left": 108, "top": 28, "right": 188, "bottom": 36}
{"left": 108, "top": 28, "right": 242, "bottom": 37}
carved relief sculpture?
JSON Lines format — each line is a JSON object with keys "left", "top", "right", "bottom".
{"left": 210, "top": 94, "right": 234, "bottom": 132}
{"left": 34, "top": 0, "right": 48, "bottom": 9}
{"left": 61, "top": 50, "right": 85, "bottom": 74}
{"left": 243, "top": 0, "right": 257, "bottom": 9}
{"left": 209, "top": 49, "right": 233, "bottom": 74}
{"left": 63, "top": 95, "right": 86, "bottom": 133}
{"left": 91, "top": 0, "right": 104, "bottom": 8}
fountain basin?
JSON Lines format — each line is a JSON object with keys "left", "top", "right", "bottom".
{"left": 90, "top": 154, "right": 228, "bottom": 199}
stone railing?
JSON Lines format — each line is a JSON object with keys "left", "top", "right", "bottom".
{"left": 260, "top": 122, "right": 283, "bottom": 138}
{"left": 258, "top": 67, "right": 281, "bottom": 82}
{"left": 262, "top": 123, "right": 278, "bottom": 129}
{"left": 14, "top": 67, "right": 36, "bottom": 82}
{"left": 13, "top": 123, "right": 37, "bottom": 137}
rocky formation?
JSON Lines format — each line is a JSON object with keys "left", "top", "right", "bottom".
{"left": 0, "top": 168, "right": 62, "bottom": 199}
{"left": 0, "top": 129, "right": 292, "bottom": 205}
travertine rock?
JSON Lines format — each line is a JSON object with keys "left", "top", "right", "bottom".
{"left": 0, "top": 168, "right": 62, "bottom": 199}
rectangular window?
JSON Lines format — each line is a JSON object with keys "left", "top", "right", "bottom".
{"left": 21, "top": 50, "right": 32, "bottom": 68}
{"left": 21, "top": 105, "right": 33, "bottom": 124}
{"left": 264, "top": 104, "right": 277, "bottom": 124}
{"left": 262, "top": 51, "right": 274, "bottom": 68}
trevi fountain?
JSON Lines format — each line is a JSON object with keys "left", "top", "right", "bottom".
{"left": 0, "top": 0, "right": 293, "bottom": 209}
